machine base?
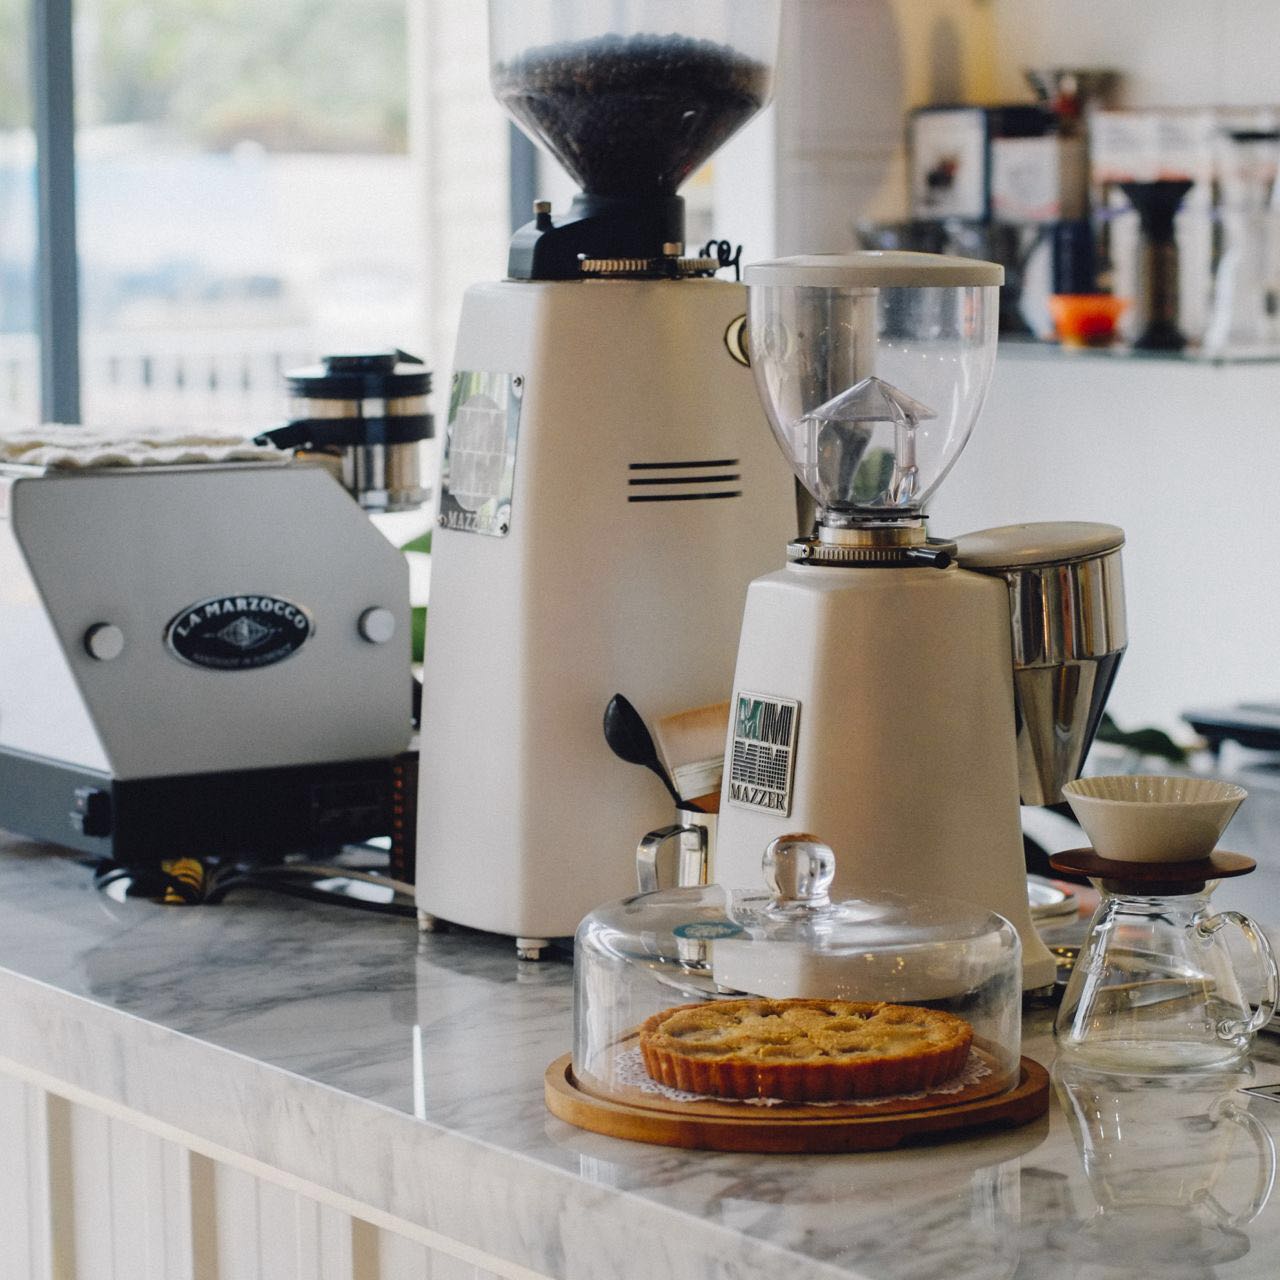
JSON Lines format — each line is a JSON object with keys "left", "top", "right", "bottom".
{"left": 0, "top": 745, "right": 418, "bottom": 869}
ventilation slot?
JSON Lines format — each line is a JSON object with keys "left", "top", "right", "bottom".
{"left": 628, "top": 458, "right": 742, "bottom": 503}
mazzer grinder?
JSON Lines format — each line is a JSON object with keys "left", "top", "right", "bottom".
{"left": 714, "top": 253, "right": 1127, "bottom": 989}
{"left": 417, "top": 0, "right": 794, "bottom": 956}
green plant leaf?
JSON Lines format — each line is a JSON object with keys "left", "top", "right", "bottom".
{"left": 410, "top": 605, "right": 427, "bottom": 665}
{"left": 1094, "top": 712, "right": 1188, "bottom": 764}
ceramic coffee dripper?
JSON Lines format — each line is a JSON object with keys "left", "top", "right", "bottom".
{"left": 1052, "top": 776, "right": 1279, "bottom": 1071}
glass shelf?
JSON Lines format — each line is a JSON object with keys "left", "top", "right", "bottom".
{"left": 997, "top": 336, "right": 1280, "bottom": 366}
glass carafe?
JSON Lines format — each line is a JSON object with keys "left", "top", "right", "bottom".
{"left": 1056, "top": 884, "right": 1279, "bottom": 1071}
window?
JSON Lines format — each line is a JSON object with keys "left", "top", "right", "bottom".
{"left": 1, "top": 0, "right": 512, "bottom": 433}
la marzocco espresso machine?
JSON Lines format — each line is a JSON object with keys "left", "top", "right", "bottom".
{"left": 713, "top": 253, "right": 1128, "bottom": 989}
{"left": 0, "top": 355, "right": 430, "bottom": 875}
{"left": 416, "top": 0, "right": 795, "bottom": 956}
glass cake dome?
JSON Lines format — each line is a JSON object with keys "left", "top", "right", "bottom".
{"left": 573, "top": 834, "right": 1023, "bottom": 1104}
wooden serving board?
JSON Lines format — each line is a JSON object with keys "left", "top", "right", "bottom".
{"left": 544, "top": 1052, "right": 1050, "bottom": 1153}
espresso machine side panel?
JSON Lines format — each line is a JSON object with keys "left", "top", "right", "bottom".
{"left": 0, "top": 481, "right": 109, "bottom": 772}
{"left": 9, "top": 466, "right": 412, "bottom": 780}
{"left": 417, "top": 278, "right": 795, "bottom": 941}
{"left": 716, "top": 562, "right": 1056, "bottom": 989}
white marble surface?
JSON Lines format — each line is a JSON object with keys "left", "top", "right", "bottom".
{"left": 3, "top": 767, "right": 1280, "bottom": 1280}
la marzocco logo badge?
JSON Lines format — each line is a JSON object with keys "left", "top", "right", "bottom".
{"left": 165, "top": 594, "right": 313, "bottom": 670}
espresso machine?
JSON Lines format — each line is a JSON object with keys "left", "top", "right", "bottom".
{"left": 0, "top": 353, "right": 430, "bottom": 872}
{"left": 713, "top": 253, "right": 1128, "bottom": 989}
{"left": 0, "top": 442, "right": 415, "bottom": 868}
{"left": 416, "top": 0, "right": 795, "bottom": 956}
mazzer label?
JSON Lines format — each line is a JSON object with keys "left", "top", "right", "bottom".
{"left": 165, "top": 594, "right": 313, "bottom": 671}
{"left": 728, "top": 692, "right": 800, "bottom": 815}
{"left": 439, "top": 370, "right": 523, "bottom": 538}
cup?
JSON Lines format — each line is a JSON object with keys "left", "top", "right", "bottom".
{"left": 636, "top": 801, "right": 718, "bottom": 893}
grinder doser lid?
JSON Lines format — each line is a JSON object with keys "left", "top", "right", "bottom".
{"left": 489, "top": 0, "right": 779, "bottom": 197}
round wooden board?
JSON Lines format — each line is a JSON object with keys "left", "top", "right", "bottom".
{"left": 545, "top": 1054, "right": 1050, "bottom": 1153}
{"left": 1049, "top": 847, "right": 1255, "bottom": 886}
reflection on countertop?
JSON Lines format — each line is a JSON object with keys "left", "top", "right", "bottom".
{"left": 3, "top": 808, "right": 1280, "bottom": 1279}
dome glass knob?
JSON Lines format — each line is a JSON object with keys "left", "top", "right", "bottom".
{"left": 762, "top": 833, "right": 836, "bottom": 910}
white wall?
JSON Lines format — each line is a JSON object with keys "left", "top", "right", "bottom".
{"left": 714, "top": 0, "right": 1000, "bottom": 256}
{"left": 988, "top": 0, "right": 1280, "bottom": 109}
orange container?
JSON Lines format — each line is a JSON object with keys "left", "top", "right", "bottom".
{"left": 1049, "top": 294, "right": 1129, "bottom": 347}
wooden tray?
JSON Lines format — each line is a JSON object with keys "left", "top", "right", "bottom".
{"left": 545, "top": 1051, "right": 1050, "bottom": 1153}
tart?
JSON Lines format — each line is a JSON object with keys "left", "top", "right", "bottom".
{"left": 639, "top": 998, "right": 973, "bottom": 1101}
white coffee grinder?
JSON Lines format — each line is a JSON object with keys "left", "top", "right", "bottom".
{"left": 714, "top": 253, "right": 1128, "bottom": 988}
{"left": 416, "top": 0, "right": 795, "bottom": 955}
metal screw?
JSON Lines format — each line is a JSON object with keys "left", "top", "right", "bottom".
{"left": 437, "top": 514, "right": 446, "bottom": 527}
{"left": 499, "top": 523, "right": 509, "bottom": 536}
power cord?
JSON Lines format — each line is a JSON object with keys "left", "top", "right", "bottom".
{"left": 90, "top": 849, "right": 417, "bottom": 918}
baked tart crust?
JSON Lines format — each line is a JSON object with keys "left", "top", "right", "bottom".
{"left": 639, "top": 998, "right": 974, "bottom": 1101}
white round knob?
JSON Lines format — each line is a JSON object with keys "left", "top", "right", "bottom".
{"left": 358, "top": 607, "right": 396, "bottom": 644}
{"left": 84, "top": 624, "right": 125, "bottom": 661}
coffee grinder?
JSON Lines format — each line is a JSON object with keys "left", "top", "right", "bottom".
{"left": 416, "top": 1, "right": 795, "bottom": 956}
{"left": 713, "top": 253, "right": 1128, "bottom": 988}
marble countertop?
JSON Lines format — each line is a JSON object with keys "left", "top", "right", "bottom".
{"left": 4, "top": 765, "right": 1280, "bottom": 1280}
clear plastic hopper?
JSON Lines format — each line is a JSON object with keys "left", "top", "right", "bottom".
{"left": 745, "top": 252, "right": 1003, "bottom": 526}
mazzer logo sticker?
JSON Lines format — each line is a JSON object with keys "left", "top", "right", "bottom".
{"left": 165, "top": 594, "right": 313, "bottom": 670}
{"left": 439, "top": 370, "right": 523, "bottom": 537}
{"left": 728, "top": 692, "right": 800, "bottom": 815}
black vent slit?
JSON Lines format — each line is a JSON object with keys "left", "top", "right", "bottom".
{"left": 627, "top": 458, "right": 743, "bottom": 504}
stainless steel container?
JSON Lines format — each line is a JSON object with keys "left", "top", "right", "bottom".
{"left": 956, "top": 522, "right": 1127, "bottom": 805}
{"left": 261, "top": 351, "right": 434, "bottom": 513}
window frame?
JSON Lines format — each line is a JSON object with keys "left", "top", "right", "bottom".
{"left": 29, "top": 0, "right": 80, "bottom": 423}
